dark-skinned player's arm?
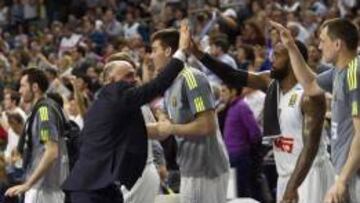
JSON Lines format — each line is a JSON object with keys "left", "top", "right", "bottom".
{"left": 281, "top": 94, "right": 326, "bottom": 203}
{"left": 189, "top": 39, "right": 271, "bottom": 92}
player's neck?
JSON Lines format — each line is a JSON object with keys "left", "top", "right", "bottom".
{"left": 32, "top": 93, "right": 44, "bottom": 107}
{"left": 336, "top": 50, "right": 357, "bottom": 69}
{"left": 280, "top": 74, "right": 297, "bottom": 94}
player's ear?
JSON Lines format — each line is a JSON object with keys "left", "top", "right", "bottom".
{"left": 165, "top": 47, "right": 172, "bottom": 57}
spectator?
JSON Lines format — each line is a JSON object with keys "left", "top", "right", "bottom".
{"left": 241, "top": 21, "right": 266, "bottom": 46}
{"left": 2, "top": 91, "right": 26, "bottom": 121}
{"left": 44, "top": 67, "right": 71, "bottom": 99}
{"left": 1, "top": 91, "right": 26, "bottom": 163}
{"left": 222, "top": 84, "right": 262, "bottom": 198}
{"left": 242, "top": 60, "right": 266, "bottom": 129}
{"left": 206, "top": 35, "right": 238, "bottom": 84}
{"left": 58, "top": 25, "right": 82, "bottom": 57}
{"left": 307, "top": 43, "right": 331, "bottom": 73}
{"left": 23, "top": 0, "right": 37, "bottom": 25}
{"left": 65, "top": 94, "right": 84, "bottom": 129}
{"left": 103, "top": 8, "right": 123, "bottom": 38}
{"left": 235, "top": 44, "right": 255, "bottom": 70}
{"left": 74, "top": 74, "right": 93, "bottom": 103}
{"left": 210, "top": 36, "right": 237, "bottom": 69}
{"left": 0, "top": 1, "right": 9, "bottom": 28}
{"left": 123, "top": 11, "right": 140, "bottom": 39}
{"left": 10, "top": 0, "right": 23, "bottom": 27}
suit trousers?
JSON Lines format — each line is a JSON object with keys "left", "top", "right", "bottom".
{"left": 70, "top": 184, "right": 123, "bottom": 203}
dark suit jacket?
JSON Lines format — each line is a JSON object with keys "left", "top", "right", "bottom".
{"left": 62, "top": 58, "right": 184, "bottom": 191}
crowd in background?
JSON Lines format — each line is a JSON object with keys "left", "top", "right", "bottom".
{"left": 0, "top": 0, "right": 359, "bottom": 202}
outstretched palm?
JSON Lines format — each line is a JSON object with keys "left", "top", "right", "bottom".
{"left": 179, "top": 19, "right": 191, "bottom": 52}
{"left": 269, "top": 20, "right": 295, "bottom": 49}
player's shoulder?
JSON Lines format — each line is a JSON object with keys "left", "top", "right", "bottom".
{"left": 34, "top": 99, "right": 61, "bottom": 122}
{"left": 347, "top": 56, "right": 360, "bottom": 90}
{"left": 348, "top": 56, "right": 360, "bottom": 73}
{"left": 180, "top": 66, "right": 208, "bottom": 83}
{"left": 355, "top": 56, "right": 360, "bottom": 74}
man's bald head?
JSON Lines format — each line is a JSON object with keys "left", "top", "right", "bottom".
{"left": 103, "top": 60, "right": 136, "bottom": 85}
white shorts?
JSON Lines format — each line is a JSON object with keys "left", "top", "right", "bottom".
{"left": 348, "top": 175, "right": 360, "bottom": 203}
{"left": 180, "top": 172, "right": 229, "bottom": 203}
{"left": 24, "top": 188, "right": 64, "bottom": 203}
{"left": 122, "top": 163, "right": 160, "bottom": 203}
{"left": 277, "top": 159, "right": 335, "bottom": 203}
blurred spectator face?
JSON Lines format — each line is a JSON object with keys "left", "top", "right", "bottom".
{"left": 3, "top": 87, "right": 12, "bottom": 98}
{"left": 52, "top": 25, "right": 62, "bottom": 36}
{"left": 150, "top": 40, "right": 171, "bottom": 73}
{"left": 236, "top": 48, "right": 247, "bottom": 62}
{"left": 308, "top": 45, "right": 321, "bottom": 63}
{"left": 62, "top": 27, "right": 72, "bottom": 38}
{"left": 130, "top": 36, "right": 144, "bottom": 49}
{"left": 19, "top": 75, "right": 34, "bottom": 103}
{"left": 104, "top": 44, "right": 115, "bottom": 56}
{"left": 44, "top": 34, "right": 54, "bottom": 44}
{"left": 251, "top": 1, "right": 262, "bottom": 13}
{"left": 137, "top": 46, "right": 147, "bottom": 59}
{"left": 86, "top": 67, "right": 98, "bottom": 81}
{"left": 7, "top": 112, "right": 23, "bottom": 135}
{"left": 265, "top": 4, "right": 273, "bottom": 16}
{"left": 235, "top": 36, "right": 243, "bottom": 48}
{"left": 254, "top": 57, "right": 264, "bottom": 70}
{"left": 71, "top": 48, "right": 81, "bottom": 60}
{"left": 58, "top": 55, "right": 72, "bottom": 71}
{"left": 95, "top": 7, "right": 102, "bottom": 17}
{"left": 271, "top": 10, "right": 284, "bottom": 24}
{"left": 244, "top": 24, "right": 254, "bottom": 37}
{"left": 270, "top": 43, "right": 291, "bottom": 81}
{"left": 318, "top": 26, "right": 338, "bottom": 64}
{"left": 68, "top": 99, "right": 79, "bottom": 116}
{"left": 75, "top": 77, "right": 87, "bottom": 91}
{"left": 3, "top": 93, "right": 15, "bottom": 110}
{"left": 219, "top": 85, "right": 231, "bottom": 104}
{"left": 13, "top": 70, "right": 22, "bottom": 84}
{"left": 83, "top": 20, "right": 93, "bottom": 33}
{"left": 30, "top": 41, "right": 41, "bottom": 52}
{"left": 174, "top": 9, "right": 184, "bottom": 20}
{"left": 125, "top": 12, "right": 135, "bottom": 24}
{"left": 44, "top": 69, "right": 57, "bottom": 82}
{"left": 287, "top": 13, "right": 298, "bottom": 22}
{"left": 210, "top": 44, "right": 222, "bottom": 57}
{"left": 326, "top": 6, "right": 339, "bottom": 19}
{"left": 104, "top": 9, "right": 115, "bottom": 23}
{"left": 48, "top": 53, "right": 57, "bottom": 64}
{"left": 164, "top": 5, "right": 173, "bottom": 18}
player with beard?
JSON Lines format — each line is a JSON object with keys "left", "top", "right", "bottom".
{"left": 187, "top": 39, "right": 335, "bottom": 203}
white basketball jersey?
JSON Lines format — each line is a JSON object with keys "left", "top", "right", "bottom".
{"left": 141, "top": 105, "right": 155, "bottom": 164}
{"left": 273, "top": 84, "right": 328, "bottom": 177}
